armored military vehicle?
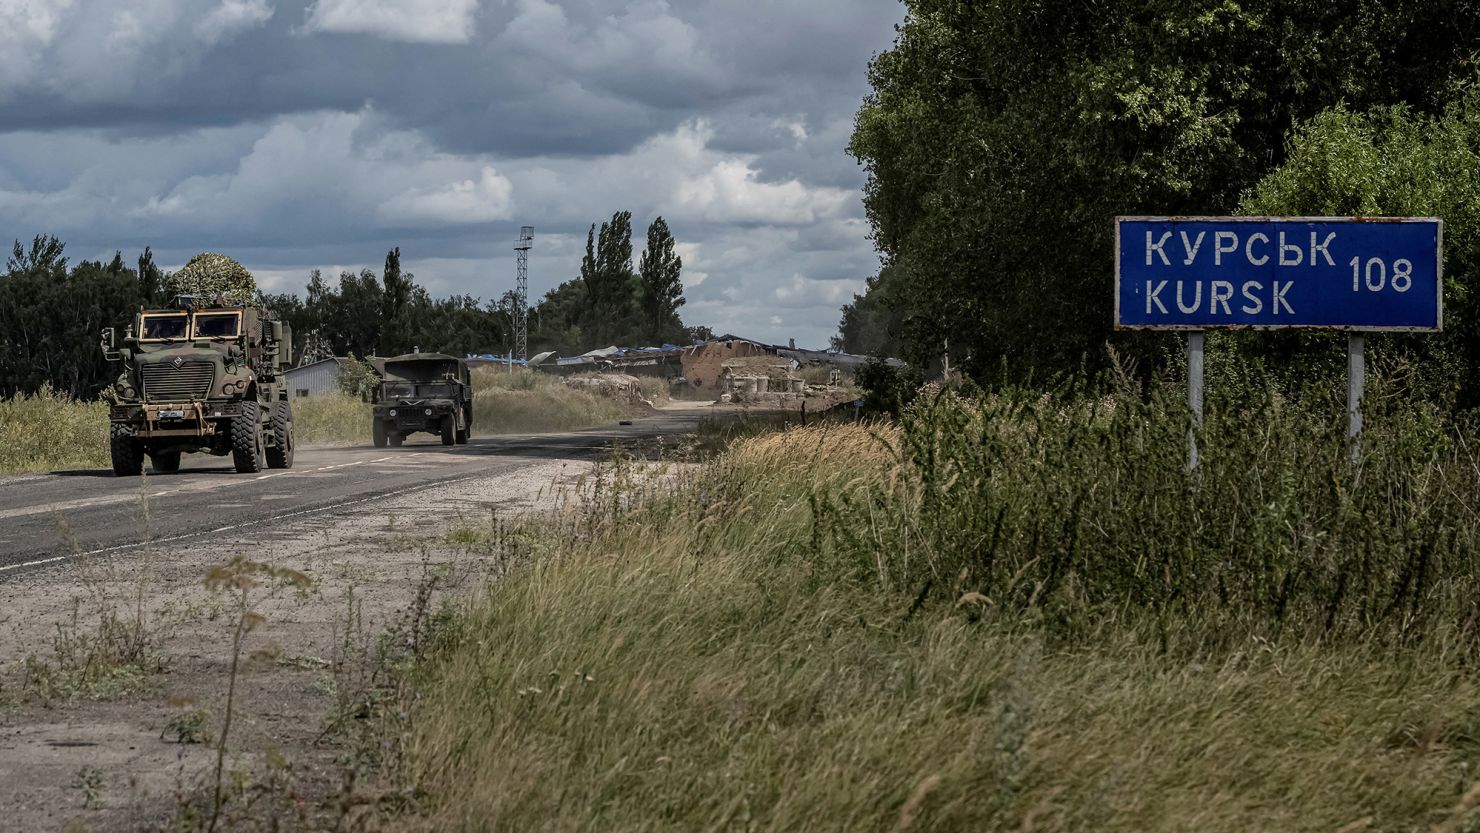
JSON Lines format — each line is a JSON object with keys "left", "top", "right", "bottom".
{"left": 371, "top": 353, "right": 472, "bottom": 447}
{"left": 101, "top": 254, "right": 294, "bottom": 476}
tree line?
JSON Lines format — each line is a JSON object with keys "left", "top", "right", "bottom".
{"left": 842, "top": 0, "right": 1480, "bottom": 407}
{"left": 0, "top": 212, "right": 703, "bottom": 400}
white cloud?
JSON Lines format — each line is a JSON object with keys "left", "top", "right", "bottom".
{"left": 500, "top": 0, "right": 714, "bottom": 81}
{"left": 770, "top": 274, "right": 863, "bottom": 307}
{"left": 303, "top": 0, "right": 477, "bottom": 43}
{"left": 383, "top": 165, "right": 514, "bottom": 224}
{"left": 505, "top": 121, "right": 852, "bottom": 228}
{"left": 0, "top": 0, "right": 277, "bottom": 101}
{"left": 195, "top": 0, "right": 274, "bottom": 45}
{"left": 0, "top": 0, "right": 73, "bottom": 92}
{"left": 134, "top": 110, "right": 516, "bottom": 233}
{"left": 676, "top": 158, "right": 849, "bottom": 225}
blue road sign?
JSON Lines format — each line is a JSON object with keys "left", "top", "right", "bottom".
{"left": 1115, "top": 217, "right": 1442, "bottom": 331}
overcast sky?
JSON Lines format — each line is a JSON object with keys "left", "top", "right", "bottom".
{"left": 0, "top": 0, "right": 903, "bottom": 349}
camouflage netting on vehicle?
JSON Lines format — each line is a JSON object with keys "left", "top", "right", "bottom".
{"left": 165, "top": 252, "right": 256, "bottom": 302}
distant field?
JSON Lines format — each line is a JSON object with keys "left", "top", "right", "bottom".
{"left": 374, "top": 380, "right": 1480, "bottom": 832}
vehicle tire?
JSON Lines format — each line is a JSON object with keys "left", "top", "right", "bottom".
{"left": 388, "top": 431, "right": 403, "bottom": 447}
{"left": 455, "top": 415, "right": 468, "bottom": 445}
{"left": 440, "top": 414, "right": 455, "bottom": 446}
{"left": 266, "top": 400, "right": 294, "bottom": 469}
{"left": 150, "top": 450, "right": 181, "bottom": 474}
{"left": 109, "top": 424, "right": 143, "bottom": 477}
{"left": 231, "top": 401, "right": 265, "bottom": 473}
{"left": 373, "top": 419, "right": 388, "bottom": 448}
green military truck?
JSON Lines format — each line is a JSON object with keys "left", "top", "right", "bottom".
{"left": 101, "top": 296, "right": 295, "bottom": 476}
{"left": 371, "top": 353, "right": 473, "bottom": 447}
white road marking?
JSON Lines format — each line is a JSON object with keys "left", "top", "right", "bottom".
{"left": 0, "top": 454, "right": 444, "bottom": 522}
{"left": 0, "top": 472, "right": 489, "bottom": 574}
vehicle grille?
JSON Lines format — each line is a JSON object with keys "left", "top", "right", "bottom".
{"left": 141, "top": 362, "right": 214, "bottom": 402}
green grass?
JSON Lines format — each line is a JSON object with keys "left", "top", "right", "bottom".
{"left": 371, "top": 380, "right": 1480, "bottom": 832}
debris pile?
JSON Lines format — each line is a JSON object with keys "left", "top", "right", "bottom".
{"left": 564, "top": 373, "right": 645, "bottom": 404}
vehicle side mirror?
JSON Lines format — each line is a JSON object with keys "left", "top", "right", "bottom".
{"left": 100, "top": 327, "right": 120, "bottom": 361}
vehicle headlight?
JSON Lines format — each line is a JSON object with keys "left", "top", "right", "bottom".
{"left": 389, "top": 408, "right": 398, "bottom": 417}
{"left": 424, "top": 408, "right": 433, "bottom": 416}
{"left": 120, "top": 385, "right": 137, "bottom": 399}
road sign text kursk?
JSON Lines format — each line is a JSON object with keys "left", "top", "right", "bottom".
{"left": 1115, "top": 217, "right": 1442, "bottom": 331}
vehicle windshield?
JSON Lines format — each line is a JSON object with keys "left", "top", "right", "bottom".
{"left": 383, "top": 382, "right": 416, "bottom": 398}
{"left": 139, "top": 314, "right": 188, "bottom": 341}
{"left": 382, "top": 382, "right": 455, "bottom": 399}
{"left": 191, "top": 312, "right": 241, "bottom": 339}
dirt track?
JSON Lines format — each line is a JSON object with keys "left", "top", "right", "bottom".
{"left": 0, "top": 411, "right": 707, "bottom": 832}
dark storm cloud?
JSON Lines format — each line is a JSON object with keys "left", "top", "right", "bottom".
{"left": 0, "top": 0, "right": 902, "bottom": 348}
{"left": 0, "top": 0, "right": 894, "bottom": 161}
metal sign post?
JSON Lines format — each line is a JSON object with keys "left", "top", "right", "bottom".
{"left": 1114, "top": 216, "right": 1442, "bottom": 470}
{"left": 1348, "top": 334, "right": 1364, "bottom": 462}
{"left": 1188, "top": 331, "right": 1204, "bottom": 471}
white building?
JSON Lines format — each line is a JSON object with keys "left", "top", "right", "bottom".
{"left": 283, "top": 357, "right": 351, "bottom": 399}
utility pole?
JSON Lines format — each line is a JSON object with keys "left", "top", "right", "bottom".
{"left": 514, "top": 225, "right": 534, "bottom": 363}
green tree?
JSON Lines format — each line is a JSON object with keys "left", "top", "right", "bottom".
{"left": 837, "top": 263, "right": 908, "bottom": 358}
{"left": 579, "top": 211, "right": 638, "bottom": 344}
{"left": 325, "top": 269, "right": 384, "bottom": 357}
{"left": 137, "top": 247, "right": 164, "bottom": 306}
{"left": 381, "top": 247, "right": 415, "bottom": 355}
{"left": 1237, "top": 94, "right": 1480, "bottom": 406}
{"left": 849, "top": 0, "right": 1480, "bottom": 380}
{"left": 637, "top": 216, "right": 685, "bottom": 344}
{"left": 0, "top": 236, "right": 141, "bottom": 399}
{"left": 532, "top": 277, "right": 589, "bottom": 354}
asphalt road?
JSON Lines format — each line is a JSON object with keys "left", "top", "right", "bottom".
{"left": 0, "top": 410, "right": 705, "bottom": 575}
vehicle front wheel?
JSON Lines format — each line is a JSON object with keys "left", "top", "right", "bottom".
{"left": 440, "top": 415, "right": 455, "bottom": 446}
{"left": 150, "top": 449, "right": 181, "bottom": 474}
{"left": 231, "top": 401, "right": 266, "bottom": 473}
{"left": 109, "top": 424, "right": 143, "bottom": 477}
{"left": 266, "top": 400, "right": 294, "bottom": 469}
{"left": 373, "top": 419, "right": 388, "bottom": 448}
{"left": 388, "top": 430, "right": 403, "bottom": 447}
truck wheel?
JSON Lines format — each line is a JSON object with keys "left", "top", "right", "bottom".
{"left": 440, "top": 414, "right": 455, "bottom": 446}
{"left": 389, "top": 430, "right": 403, "bottom": 447}
{"left": 150, "top": 450, "right": 181, "bottom": 474}
{"left": 266, "top": 401, "right": 294, "bottom": 469}
{"left": 373, "top": 419, "right": 388, "bottom": 448}
{"left": 109, "top": 424, "right": 143, "bottom": 477}
{"left": 455, "top": 416, "right": 469, "bottom": 445}
{"left": 231, "top": 401, "right": 266, "bottom": 473}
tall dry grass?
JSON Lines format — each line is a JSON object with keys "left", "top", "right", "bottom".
{"left": 471, "top": 367, "right": 635, "bottom": 433}
{"left": 0, "top": 387, "right": 110, "bottom": 473}
{"left": 376, "top": 386, "right": 1480, "bottom": 832}
{"left": 290, "top": 394, "right": 372, "bottom": 445}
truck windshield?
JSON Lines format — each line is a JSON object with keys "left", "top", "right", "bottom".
{"left": 382, "top": 382, "right": 455, "bottom": 398}
{"left": 191, "top": 312, "right": 241, "bottom": 339}
{"left": 140, "top": 314, "right": 188, "bottom": 341}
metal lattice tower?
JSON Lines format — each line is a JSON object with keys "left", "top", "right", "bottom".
{"left": 514, "top": 225, "right": 534, "bottom": 361}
